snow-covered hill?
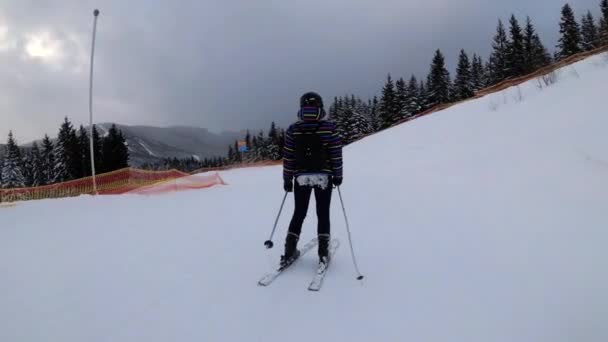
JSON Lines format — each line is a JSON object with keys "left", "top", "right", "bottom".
{"left": 1, "top": 52, "right": 607, "bottom": 342}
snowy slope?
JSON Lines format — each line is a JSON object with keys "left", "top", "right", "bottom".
{"left": 2, "top": 53, "right": 608, "bottom": 342}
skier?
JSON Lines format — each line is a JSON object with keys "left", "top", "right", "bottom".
{"left": 281, "top": 92, "right": 343, "bottom": 268}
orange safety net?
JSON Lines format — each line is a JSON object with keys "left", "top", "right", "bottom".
{"left": 128, "top": 173, "right": 227, "bottom": 195}
{"left": 0, "top": 168, "right": 226, "bottom": 203}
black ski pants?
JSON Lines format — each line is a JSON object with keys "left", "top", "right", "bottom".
{"left": 287, "top": 179, "right": 333, "bottom": 241}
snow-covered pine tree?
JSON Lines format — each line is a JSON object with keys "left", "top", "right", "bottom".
{"left": 470, "top": 54, "right": 485, "bottom": 92}
{"left": 533, "top": 36, "right": 552, "bottom": 67}
{"left": 227, "top": 145, "right": 235, "bottom": 163}
{"left": 245, "top": 130, "right": 252, "bottom": 152}
{"left": 336, "top": 96, "right": 350, "bottom": 141}
{"left": 92, "top": 125, "right": 103, "bottom": 174}
{"left": 22, "top": 150, "right": 35, "bottom": 187}
{"left": 101, "top": 124, "right": 129, "bottom": 173}
{"left": 368, "top": 96, "right": 379, "bottom": 132}
{"left": 581, "top": 11, "right": 599, "bottom": 51}
{"left": 556, "top": 3, "right": 582, "bottom": 60}
{"left": 506, "top": 15, "right": 526, "bottom": 77}
{"left": 267, "top": 122, "right": 281, "bottom": 161}
{"left": 78, "top": 125, "right": 91, "bottom": 177}
{"left": 116, "top": 129, "right": 129, "bottom": 169}
{"left": 329, "top": 97, "right": 339, "bottom": 118}
{"left": 343, "top": 95, "right": 353, "bottom": 134}
{"left": 405, "top": 75, "right": 421, "bottom": 115}
{"left": 1, "top": 131, "right": 25, "bottom": 189}
{"left": 482, "top": 60, "right": 493, "bottom": 87}
{"left": 250, "top": 135, "right": 260, "bottom": 162}
{"left": 30, "top": 142, "right": 44, "bottom": 187}
{"left": 602, "top": 16, "right": 608, "bottom": 45}
{"left": 598, "top": 0, "right": 608, "bottom": 46}
{"left": 256, "top": 131, "right": 268, "bottom": 160}
{"left": 53, "top": 117, "right": 75, "bottom": 183}
{"left": 378, "top": 74, "right": 398, "bottom": 129}
{"left": 268, "top": 122, "right": 278, "bottom": 145}
{"left": 454, "top": 49, "right": 474, "bottom": 101}
{"left": 1, "top": 154, "right": 5, "bottom": 188}
{"left": 278, "top": 128, "right": 286, "bottom": 157}
{"left": 233, "top": 141, "right": 242, "bottom": 163}
{"left": 65, "top": 124, "right": 81, "bottom": 180}
{"left": 329, "top": 96, "right": 345, "bottom": 140}
{"left": 40, "top": 135, "right": 55, "bottom": 185}
{"left": 344, "top": 101, "right": 372, "bottom": 144}
{"left": 523, "top": 17, "right": 552, "bottom": 73}
{"left": 522, "top": 17, "right": 536, "bottom": 74}
{"left": 426, "top": 49, "right": 451, "bottom": 107}
{"left": 354, "top": 96, "right": 371, "bottom": 124}
{"left": 488, "top": 20, "right": 510, "bottom": 85}
{"left": 418, "top": 80, "right": 428, "bottom": 112}
{"left": 395, "top": 77, "right": 410, "bottom": 121}
{"left": 330, "top": 96, "right": 340, "bottom": 117}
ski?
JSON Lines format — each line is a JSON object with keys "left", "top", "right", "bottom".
{"left": 258, "top": 237, "right": 318, "bottom": 287}
{"left": 308, "top": 239, "right": 340, "bottom": 291}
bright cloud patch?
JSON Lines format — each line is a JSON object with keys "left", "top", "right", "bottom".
{"left": 25, "top": 31, "right": 62, "bottom": 61}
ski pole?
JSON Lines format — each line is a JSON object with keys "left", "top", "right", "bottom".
{"left": 337, "top": 186, "right": 364, "bottom": 280}
{"left": 88, "top": 9, "right": 100, "bottom": 195}
{"left": 264, "top": 191, "right": 288, "bottom": 249}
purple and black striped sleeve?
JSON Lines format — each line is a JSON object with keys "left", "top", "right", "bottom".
{"left": 283, "top": 125, "right": 296, "bottom": 181}
{"left": 319, "top": 121, "right": 343, "bottom": 180}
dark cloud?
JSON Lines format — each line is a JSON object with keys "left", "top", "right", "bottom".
{"left": 0, "top": 0, "right": 601, "bottom": 141}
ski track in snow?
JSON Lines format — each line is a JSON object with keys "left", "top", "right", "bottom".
{"left": 136, "top": 138, "right": 158, "bottom": 157}
{"left": 1, "top": 53, "right": 608, "bottom": 342}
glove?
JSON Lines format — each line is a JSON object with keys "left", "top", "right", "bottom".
{"left": 333, "top": 177, "right": 343, "bottom": 187}
{"left": 284, "top": 179, "right": 293, "bottom": 192}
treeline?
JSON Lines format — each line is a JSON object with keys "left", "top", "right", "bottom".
{"left": 361, "top": 2, "right": 608, "bottom": 131}
{"left": 152, "top": 3, "right": 608, "bottom": 173}
{"left": 141, "top": 156, "right": 229, "bottom": 173}
{"left": 331, "top": 2, "right": 608, "bottom": 141}
{"left": 150, "top": 1, "right": 608, "bottom": 174}
{"left": 227, "top": 122, "right": 284, "bottom": 164}
{"left": 0, "top": 118, "right": 129, "bottom": 189}
{"left": 142, "top": 122, "right": 285, "bottom": 172}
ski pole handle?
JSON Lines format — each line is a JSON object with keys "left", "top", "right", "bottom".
{"left": 264, "top": 191, "right": 289, "bottom": 249}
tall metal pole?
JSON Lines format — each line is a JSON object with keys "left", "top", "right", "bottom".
{"left": 89, "top": 9, "right": 100, "bottom": 194}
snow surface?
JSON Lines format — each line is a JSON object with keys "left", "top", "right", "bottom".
{"left": 2, "top": 53, "right": 608, "bottom": 342}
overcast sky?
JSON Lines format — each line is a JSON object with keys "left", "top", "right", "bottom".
{"left": 0, "top": 0, "right": 601, "bottom": 142}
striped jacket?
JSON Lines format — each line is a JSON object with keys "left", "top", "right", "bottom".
{"left": 283, "top": 107, "right": 343, "bottom": 181}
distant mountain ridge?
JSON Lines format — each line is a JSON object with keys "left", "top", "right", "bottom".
{"left": 97, "top": 123, "right": 245, "bottom": 166}
{"left": 2, "top": 124, "right": 245, "bottom": 166}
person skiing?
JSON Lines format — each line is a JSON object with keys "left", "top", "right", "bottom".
{"left": 281, "top": 92, "right": 343, "bottom": 268}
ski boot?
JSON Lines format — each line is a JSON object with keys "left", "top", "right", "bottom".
{"left": 318, "top": 234, "right": 331, "bottom": 266}
{"left": 280, "top": 233, "right": 300, "bottom": 268}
